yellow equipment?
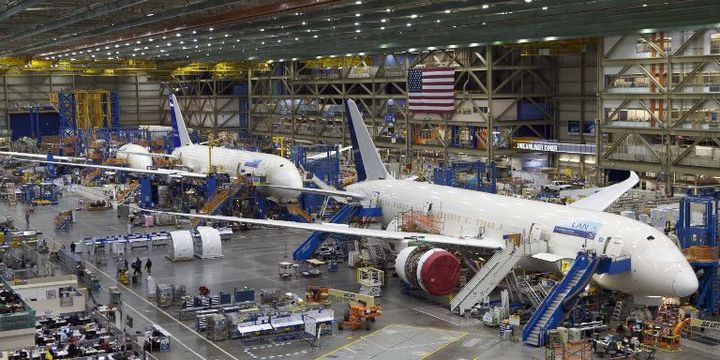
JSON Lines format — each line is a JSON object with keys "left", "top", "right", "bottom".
{"left": 327, "top": 288, "right": 376, "bottom": 307}
{"left": 642, "top": 318, "right": 688, "bottom": 352}
{"left": 117, "top": 270, "right": 129, "bottom": 285}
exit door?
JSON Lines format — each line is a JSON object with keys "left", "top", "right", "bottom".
{"left": 603, "top": 237, "right": 624, "bottom": 258}
{"left": 529, "top": 223, "right": 544, "bottom": 242}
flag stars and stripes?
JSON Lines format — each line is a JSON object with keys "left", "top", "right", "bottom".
{"left": 408, "top": 67, "right": 455, "bottom": 113}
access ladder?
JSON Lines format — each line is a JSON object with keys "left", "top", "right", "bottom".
{"left": 450, "top": 237, "right": 545, "bottom": 315}
{"left": 522, "top": 251, "right": 602, "bottom": 347}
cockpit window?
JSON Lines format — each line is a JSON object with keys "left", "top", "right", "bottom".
{"left": 647, "top": 235, "right": 655, "bottom": 241}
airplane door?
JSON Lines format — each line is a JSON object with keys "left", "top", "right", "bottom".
{"left": 527, "top": 223, "right": 545, "bottom": 253}
{"left": 529, "top": 223, "right": 544, "bottom": 242}
{"left": 603, "top": 236, "right": 624, "bottom": 258}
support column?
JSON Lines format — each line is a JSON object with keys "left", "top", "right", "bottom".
{"left": 595, "top": 39, "right": 605, "bottom": 186}
{"left": 486, "top": 46, "right": 494, "bottom": 163}
{"left": 579, "top": 52, "right": 586, "bottom": 176}
{"left": 664, "top": 47, "right": 673, "bottom": 194}
{"left": 247, "top": 69, "right": 252, "bottom": 140}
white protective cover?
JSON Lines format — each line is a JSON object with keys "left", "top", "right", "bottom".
{"left": 194, "top": 226, "right": 223, "bottom": 259}
{"left": 168, "top": 230, "right": 194, "bottom": 260}
{"left": 394, "top": 246, "right": 417, "bottom": 286}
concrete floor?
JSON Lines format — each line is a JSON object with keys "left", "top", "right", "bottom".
{"left": 3, "top": 189, "right": 719, "bottom": 360}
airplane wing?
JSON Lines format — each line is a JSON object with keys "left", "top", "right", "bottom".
{"left": 568, "top": 171, "right": 639, "bottom": 212}
{"left": 256, "top": 184, "right": 366, "bottom": 200}
{"left": 139, "top": 208, "right": 504, "bottom": 250}
{"left": 24, "top": 159, "right": 207, "bottom": 179}
{"left": 0, "top": 151, "right": 86, "bottom": 162}
{"left": 117, "top": 150, "right": 178, "bottom": 159}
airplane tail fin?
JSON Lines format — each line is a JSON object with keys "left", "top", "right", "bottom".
{"left": 169, "top": 94, "right": 192, "bottom": 148}
{"left": 345, "top": 99, "right": 391, "bottom": 181}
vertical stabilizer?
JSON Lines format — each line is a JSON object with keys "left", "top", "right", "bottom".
{"left": 345, "top": 99, "right": 391, "bottom": 181}
{"left": 169, "top": 94, "right": 192, "bottom": 148}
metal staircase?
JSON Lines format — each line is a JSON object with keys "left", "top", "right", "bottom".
{"left": 292, "top": 204, "right": 360, "bottom": 261}
{"left": 192, "top": 188, "right": 231, "bottom": 226}
{"left": 365, "top": 237, "right": 387, "bottom": 266}
{"left": 286, "top": 203, "right": 313, "bottom": 223}
{"left": 450, "top": 236, "right": 545, "bottom": 315}
{"left": 518, "top": 277, "right": 548, "bottom": 309}
{"left": 116, "top": 181, "right": 139, "bottom": 204}
{"left": 82, "top": 168, "right": 103, "bottom": 185}
{"left": 191, "top": 179, "right": 247, "bottom": 226}
{"left": 522, "top": 251, "right": 602, "bottom": 347}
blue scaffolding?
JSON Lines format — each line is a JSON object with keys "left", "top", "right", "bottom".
{"left": 432, "top": 160, "right": 497, "bottom": 193}
{"left": 58, "top": 89, "right": 120, "bottom": 155}
{"left": 290, "top": 144, "right": 341, "bottom": 215}
{"left": 676, "top": 194, "right": 720, "bottom": 314}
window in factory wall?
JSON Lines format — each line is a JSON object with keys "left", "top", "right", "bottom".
{"left": 606, "top": 74, "right": 649, "bottom": 89}
{"left": 636, "top": 36, "right": 672, "bottom": 54}
{"left": 711, "top": 33, "right": 720, "bottom": 54}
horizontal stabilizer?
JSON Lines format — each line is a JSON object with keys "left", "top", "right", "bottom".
{"left": 23, "top": 159, "right": 206, "bottom": 179}
{"left": 116, "top": 150, "right": 178, "bottom": 159}
{"left": 256, "top": 184, "right": 365, "bottom": 200}
{"left": 306, "top": 146, "right": 352, "bottom": 161}
{"left": 0, "top": 151, "right": 85, "bottom": 162}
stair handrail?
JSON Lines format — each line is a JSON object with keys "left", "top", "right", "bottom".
{"left": 560, "top": 253, "right": 601, "bottom": 314}
{"left": 450, "top": 245, "right": 508, "bottom": 308}
{"left": 522, "top": 252, "right": 588, "bottom": 342}
{"left": 538, "top": 253, "right": 599, "bottom": 346}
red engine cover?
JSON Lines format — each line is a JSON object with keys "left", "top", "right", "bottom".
{"left": 419, "top": 250, "right": 460, "bottom": 296}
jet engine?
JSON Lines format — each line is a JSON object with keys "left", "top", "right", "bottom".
{"left": 395, "top": 246, "right": 460, "bottom": 296}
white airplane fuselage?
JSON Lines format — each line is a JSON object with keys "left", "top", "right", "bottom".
{"left": 347, "top": 179, "right": 697, "bottom": 298}
{"left": 117, "top": 144, "right": 154, "bottom": 170}
{"left": 171, "top": 144, "right": 303, "bottom": 201}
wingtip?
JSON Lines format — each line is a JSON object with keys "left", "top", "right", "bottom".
{"left": 629, "top": 171, "right": 640, "bottom": 183}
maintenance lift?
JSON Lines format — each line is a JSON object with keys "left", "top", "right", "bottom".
{"left": 676, "top": 193, "right": 720, "bottom": 314}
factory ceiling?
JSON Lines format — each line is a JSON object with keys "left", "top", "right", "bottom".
{"left": 0, "top": 0, "right": 719, "bottom": 63}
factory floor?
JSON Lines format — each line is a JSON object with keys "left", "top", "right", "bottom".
{"left": 2, "top": 190, "right": 718, "bottom": 360}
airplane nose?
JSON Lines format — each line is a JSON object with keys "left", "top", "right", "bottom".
{"left": 265, "top": 163, "right": 304, "bottom": 201}
{"left": 672, "top": 268, "right": 699, "bottom": 297}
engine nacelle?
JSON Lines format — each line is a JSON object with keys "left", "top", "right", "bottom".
{"left": 395, "top": 246, "right": 460, "bottom": 296}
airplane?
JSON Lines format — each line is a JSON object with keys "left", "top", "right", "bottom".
{"left": 141, "top": 99, "right": 698, "bottom": 302}
{"left": 0, "top": 94, "right": 354, "bottom": 202}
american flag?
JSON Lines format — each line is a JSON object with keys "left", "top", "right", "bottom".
{"left": 408, "top": 67, "right": 455, "bottom": 113}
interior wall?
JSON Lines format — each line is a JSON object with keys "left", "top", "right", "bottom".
{"left": 556, "top": 47, "right": 598, "bottom": 143}
{"left": 0, "top": 74, "right": 163, "bottom": 131}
